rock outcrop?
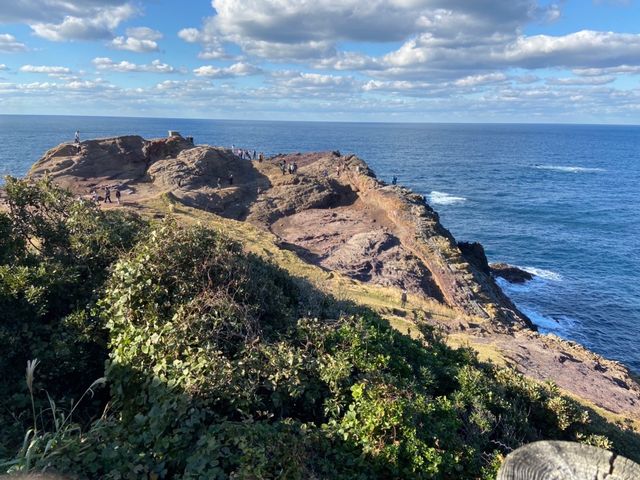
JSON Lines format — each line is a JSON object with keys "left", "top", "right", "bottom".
{"left": 28, "top": 136, "right": 531, "bottom": 329}
{"left": 24, "top": 134, "right": 640, "bottom": 423}
{"left": 490, "top": 263, "right": 534, "bottom": 283}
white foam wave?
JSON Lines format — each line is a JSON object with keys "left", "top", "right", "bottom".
{"left": 533, "top": 165, "right": 605, "bottom": 173}
{"left": 428, "top": 191, "right": 467, "bottom": 205}
{"left": 520, "top": 266, "right": 563, "bottom": 281}
{"left": 518, "top": 305, "right": 577, "bottom": 336}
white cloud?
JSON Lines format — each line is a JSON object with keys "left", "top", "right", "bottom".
{"left": 20, "top": 65, "right": 71, "bottom": 75}
{"left": 178, "top": 26, "right": 227, "bottom": 59}
{"left": 110, "top": 26, "right": 162, "bottom": 52}
{"left": 29, "top": 4, "right": 136, "bottom": 41}
{"left": 0, "top": 64, "right": 7, "bottom": 71}
{"left": 454, "top": 73, "right": 508, "bottom": 87}
{"left": 194, "top": 62, "right": 263, "bottom": 78}
{"left": 180, "top": 0, "right": 552, "bottom": 62}
{"left": 573, "top": 65, "right": 640, "bottom": 76}
{"left": 92, "top": 57, "right": 176, "bottom": 73}
{"left": 546, "top": 76, "right": 615, "bottom": 86}
{"left": 0, "top": 33, "right": 28, "bottom": 52}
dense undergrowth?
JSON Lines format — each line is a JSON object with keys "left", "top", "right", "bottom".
{"left": 1, "top": 178, "right": 639, "bottom": 479}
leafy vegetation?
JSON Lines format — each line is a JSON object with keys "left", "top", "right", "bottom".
{"left": 1, "top": 178, "right": 639, "bottom": 478}
{"left": 0, "top": 177, "right": 147, "bottom": 459}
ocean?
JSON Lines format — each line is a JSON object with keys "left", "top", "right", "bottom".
{"left": 1, "top": 115, "right": 639, "bottom": 372}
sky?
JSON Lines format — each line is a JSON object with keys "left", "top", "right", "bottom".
{"left": 1, "top": 0, "right": 640, "bottom": 123}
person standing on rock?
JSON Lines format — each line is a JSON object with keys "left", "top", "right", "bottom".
{"left": 228, "top": 173, "right": 234, "bottom": 185}
{"left": 216, "top": 177, "right": 222, "bottom": 189}
{"left": 401, "top": 289, "right": 407, "bottom": 307}
{"left": 104, "top": 187, "right": 112, "bottom": 204}
{"left": 281, "top": 161, "right": 287, "bottom": 175}
{"left": 259, "top": 152, "right": 264, "bottom": 163}
{"left": 74, "top": 130, "right": 80, "bottom": 143}
{"left": 115, "top": 188, "right": 121, "bottom": 205}
{"left": 392, "top": 176, "right": 397, "bottom": 185}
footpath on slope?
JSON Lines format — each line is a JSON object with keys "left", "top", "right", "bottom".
{"left": 20, "top": 134, "right": 640, "bottom": 423}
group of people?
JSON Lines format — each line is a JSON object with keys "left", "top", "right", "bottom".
{"left": 279, "top": 160, "right": 298, "bottom": 175}
{"left": 89, "top": 186, "right": 122, "bottom": 205}
{"left": 231, "top": 146, "right": 264, "bottom": 162}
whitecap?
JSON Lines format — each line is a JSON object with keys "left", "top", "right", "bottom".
{"left": 517, "top": 305, "right": 578, "bottom": 337}
{"left": 533, "top": 165, "right": 605, "bottom": 173}
{"left": 519, "top": 266, "right": 563, "bottom": 282}
{"left": 428, "top": 191, "right": 467, "bottom": 205}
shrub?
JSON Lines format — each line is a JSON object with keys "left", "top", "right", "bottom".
{"left": 0, "top": 177, "right": 146, "bottom": 458}
{"left": 5, "top": 220, "right": 640, "bottom": 479}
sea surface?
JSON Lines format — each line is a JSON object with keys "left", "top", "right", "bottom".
{"left": 1, "top": 115, "right": 639, "bottom": 371}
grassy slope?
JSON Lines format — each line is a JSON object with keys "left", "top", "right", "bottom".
{"left": 141, "top": 192, "right": 640, "bottom": 437}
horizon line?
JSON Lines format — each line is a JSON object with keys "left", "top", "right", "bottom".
{"left": 0, "top": 113, "right": 638, "bottom": 128}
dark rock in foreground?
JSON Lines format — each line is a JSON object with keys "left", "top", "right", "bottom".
{"left": 491, "top": 263, "right": 534, "bottom": 283}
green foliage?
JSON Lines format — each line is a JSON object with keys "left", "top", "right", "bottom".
{"left": 0, "top": 177, "right": 146, "bottom": 458}
{"left": 3, "top": 205, "right": 639, "bottom": 478}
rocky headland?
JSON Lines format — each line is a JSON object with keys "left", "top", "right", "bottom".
{"left": 23, "top": 133, "right": 640, "bottom": 424}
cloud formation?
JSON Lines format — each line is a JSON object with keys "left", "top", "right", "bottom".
{"left": 110, "top": 27, "right": 162, "bottom": 52}
{"left": 92, "top": 57, "right": 176, "bottom": 73}
{"left": 193, "top": 62, "right": 263, "bottom": 78}
{"left": 3, "top": 0, "right": 640, "bottom": 122}
{"left": 0, "top": 1, "right": 137, "bottom": 41}
{"left": 0, "top": 33, "right": 28, "bottom": 53}
{"left": 20, "top": 65, "right": 71, "bottom": 75}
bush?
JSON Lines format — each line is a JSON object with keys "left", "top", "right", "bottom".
{"left": 4, "top": 217, "right": 639, "bottom": 479}
{"left": 0, "top": 177, "right": 146, "bottom": 458}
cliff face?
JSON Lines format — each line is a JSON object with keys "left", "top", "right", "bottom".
{"left": 27, "top": 137, "right": 530, "bottom": 329}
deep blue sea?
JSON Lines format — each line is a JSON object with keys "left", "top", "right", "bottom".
{"left": 1, "top": 115, "right": 639, "bottom": 372}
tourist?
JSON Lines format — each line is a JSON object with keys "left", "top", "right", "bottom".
{"left": 281, "top": 161, "right": 287, "bottom": 175}
{"left": 217, "top": 177, "right": 222, "bottom": 189}
{"left": 104, "top": 187, "right": 112, "bottom": 204}
{"left": 90, "top": 189, "right": 98, "bottom": 203}
{"left": 259, "top": 152, "right": 264, "bottom": 162}
{"left": 228, "top": 173, "right": 234, "bottom": 185}
{"left": 74, "top": 130, "right": 80, "bottom": 143}
{"left": 392, "top": 176, "right": 397, "bottom": 185}
{"left": 292, "top": 162, "right": 298, "bottom": 174}
{"left": 253, "top": 150, "right": 257, "bottom": 160}
{"left": 401, "top": 289, "right": 407, "bottom": 307}
{"left": 115, "top": 188, "right": 121, "bottom": 205}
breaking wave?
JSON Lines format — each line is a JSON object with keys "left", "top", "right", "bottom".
{"left": 519, "top": 266, "right": 563, "bottom": 282}
{"left": 428, "top": 191, "right": 467, "bottom": 205}
{"left": 533, "top": 165, "right": 605, "bottom": 173}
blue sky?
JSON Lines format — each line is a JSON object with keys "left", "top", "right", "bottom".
{"left": 1, "top": 0, "right": 640, "bottom": 123}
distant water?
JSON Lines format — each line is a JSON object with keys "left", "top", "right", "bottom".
{"left": 1, "top": 115, "right": 639, "bottom": 371}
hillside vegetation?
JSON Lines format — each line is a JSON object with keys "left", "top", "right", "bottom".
{"left": 1, "top": 178, "right": 639, "bottom": 479}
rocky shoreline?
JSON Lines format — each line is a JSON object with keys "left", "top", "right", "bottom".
{"left": 21, "top": 133, "right": 640, "bottom": 422}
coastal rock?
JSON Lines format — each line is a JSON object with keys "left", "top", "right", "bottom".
{"left": 27, "top": 137, "right": 533, "bottom": 329}
{"left": 490, "top": 262, "right": 534, "bottom": 283}
{"left": 458, "top": 241, "right": 491, "bottom": 275}
{"left": 22, "top": 134, "right": 640, "bottom": 424}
